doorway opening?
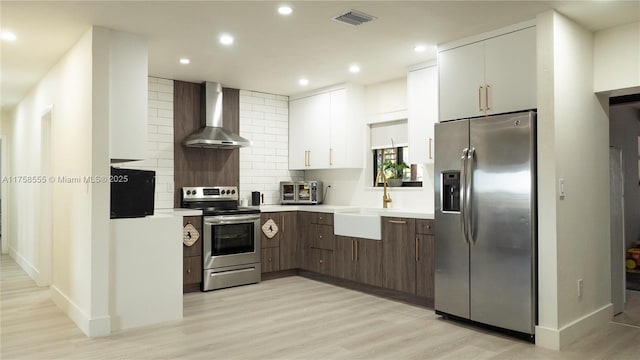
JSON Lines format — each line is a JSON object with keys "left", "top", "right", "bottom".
{"left": 609, "top": 93, "right": 640, "bottom": 328}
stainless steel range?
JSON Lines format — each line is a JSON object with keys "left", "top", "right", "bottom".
{"left": 181, "top": 186, "right": 261, "bottom": 291}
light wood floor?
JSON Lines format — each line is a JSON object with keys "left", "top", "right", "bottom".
{"left": 2, "top": 255, "right": 640, "bottom": 359}
{"left": 613, "top": 290, "right": 640, "bottom": 328}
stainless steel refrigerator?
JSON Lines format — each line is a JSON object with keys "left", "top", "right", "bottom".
{"left": 434, "top": 110, "right": 536, "bottom": 339}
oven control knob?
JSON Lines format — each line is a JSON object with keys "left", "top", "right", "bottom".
{"left": 231, "top": 190, "right": 236, "bottom": 194}
{"left": 186, "top": 190, "right": 191, "bottom": 195}
{"left": 221, "top": 190, "right": 227, "bottom": 195}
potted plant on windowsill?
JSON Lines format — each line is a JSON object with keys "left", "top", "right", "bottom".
{"left": 383, "top": 160, "right": 409, "bottom": 187}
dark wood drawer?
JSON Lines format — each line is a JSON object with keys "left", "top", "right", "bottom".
{"left": 310, "top": 224, "right": 335, "bottom": 250}
{"left": 309, "top": 212, "right": 333, "bottom": 225}
{"left": 183, "top": 256, "right": 202, "bottom": 285}
{"left": 308, "top": 248, "right": 334, "bottom": 276}
{"left": 261, "top": 248, "right": 280, "bottom": 273}
{"left": 415, "top": 219, "right": 435, "bottom": 235}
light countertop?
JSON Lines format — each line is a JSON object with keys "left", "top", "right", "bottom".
{"left": 155, "top": 208, "right": 203, "bottom": 217}
{"left": 257, "top": 204, "right": 434, "bottom": 220}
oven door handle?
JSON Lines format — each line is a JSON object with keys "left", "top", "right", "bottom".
{"left": 205, "top": 214, "right": 260, "bottom": 224}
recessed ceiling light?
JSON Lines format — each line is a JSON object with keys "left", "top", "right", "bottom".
{"left": 349, "top": 65, "right": 361, "bottom": 74}
{"left": 278, "top": 6, "right": 293, "bottom": 15}
{"left": 179, "top": 58, "right": 190, "bottom": 65}
{"left": 219, "top": 34, "right": 234, "bottom": 45}
{"left": 414, "top": 45, "right": 427, "bottom": 53}
{"left": 2, "top": 31, "right": 16, "bottom": 42}
{"left": 298, "top": 78, "right": 309, "bottom": 86}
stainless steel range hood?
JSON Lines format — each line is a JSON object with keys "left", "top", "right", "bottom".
{"left": 183, "top": 82, "right": 251, "bottom": 149}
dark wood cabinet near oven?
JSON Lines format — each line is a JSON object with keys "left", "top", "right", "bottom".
{"left": 183, "top": 216, "right": 203, "bottom": 293}
{"left": 260, "top": 212, "right": 298, "bottom": 274}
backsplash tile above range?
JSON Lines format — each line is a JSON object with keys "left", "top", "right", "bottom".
{"left": 239, "top": 90, "right": 303, "bottom": 205}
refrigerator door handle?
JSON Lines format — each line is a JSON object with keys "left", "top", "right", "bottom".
{"left": 460, "top": 148, "right": 469, "bottom": 244}
{"left": 466, "top": 148, "right": 476, "bottom": 244}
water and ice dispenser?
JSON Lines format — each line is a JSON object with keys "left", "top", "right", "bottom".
{"left": 442, "top": 171, "right": 460, "bottom": 212}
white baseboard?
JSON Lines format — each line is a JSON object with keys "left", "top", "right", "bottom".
{"left": 9, "top": 247, "right": 40, "bottom": 283}
{"left": 536, "top": 303, "right": 613, "bottom": 350}
{"left": 50, "top": 285, "right": 110, "bottom": 337}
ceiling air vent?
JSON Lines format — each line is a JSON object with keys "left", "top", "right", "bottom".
{"left": 333, "top": 10, "right": 376, "bottom": 26}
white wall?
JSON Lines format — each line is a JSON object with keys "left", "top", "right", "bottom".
{"left": 1, "top": 27, "right": 149, "bottom": 337}
{"left": 239, "top": 90, "right": 303, "bottom": 205}
{"left": 306, "top": 77, "right": 434, "bottom": 212}
{"left": 536, "top": 11, "right": 612, "bottom": 350}
{"left": 594, "top": 21, "right": 640, "bottom": 95}
{"left": 122, "top": 77, "right": 175, "bottom": 209}
{"left": 610, "top": 102, "right": 640, "bottom": 250}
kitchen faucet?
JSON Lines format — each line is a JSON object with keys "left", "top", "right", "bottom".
{"left": 375, "top": 168, "right": 392, "bottom": 208}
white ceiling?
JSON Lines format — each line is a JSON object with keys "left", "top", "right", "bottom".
{"left": 2, "top": 1, "right": 639, "bottom": 110}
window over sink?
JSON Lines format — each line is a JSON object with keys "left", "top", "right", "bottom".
{"left": 370, "top": 120, "right": 422, "bottom": 187}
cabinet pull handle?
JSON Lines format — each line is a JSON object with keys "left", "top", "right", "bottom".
{"left": 187, "top": 267, "right": 191, "bottom": 274}
{"left": 330, "top": 148, "right": 333, "bottom": 166}
{"left": 416, "top": 238, "right": 420, "bottom": 262}
{"left": 355, "top": 240, "right": 359, "bottom": 261}
{"left": 485, "top": 84, "right": 490, "bottom": 111}
{"left": 388, "top": 220, "right": 407, "bottom": 224}
{"left": 319, "top": 259, "right": 324, "bottom": 264}
{"left": 352, "top": 239, "right": 355, "bottom": 261}
{"left": 478, "top": 86, "right": 483, "bottom": 112}
{"left": 319, "top": 235, "right": 323, "bottom": 239}
{"left": 282, "top": 215, "right": 285, "bottom": 231}
{"left": 428, "top": 137, "right": 433, "bottom": 160}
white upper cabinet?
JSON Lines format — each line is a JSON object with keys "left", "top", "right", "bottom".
{"left": 289, "top": 84, "right": 364, "bottom": 170}
{"left": 109, "top": 30, "right": 148, "bottom": 162}
{"left": 439, "top": 25, "right": 536, "bottom": 121}
{"left": 407, "top": 63, "right": 438, "bottom": 164}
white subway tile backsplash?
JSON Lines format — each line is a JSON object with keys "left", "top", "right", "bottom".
{"left": 157, "top": 109, "right": 173, "bottom": 119}
{"left": 138, "top": 77, "right": 176, "bottom": 209}
{"left": 149, "top": 83, "right": 173, "bottom": 93}
{"left": 239, "top": 90, "right": 301, "bottom": 204}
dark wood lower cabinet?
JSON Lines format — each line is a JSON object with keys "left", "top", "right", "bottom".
{"left": 261, "top": 248, "right": 280, "bottom": 273}
{"left": 308, "top": 248, "right": 333, "bottom": 276}
{"left": 183, "top": 256, "right": 202, "bottom": 285}
{"left": 335, "top": 236, "right": 382, "bottom": 287}
{"left": 382, "top": 217, "right": 416, "bottom": 294}
{"left": 416, "top": 234, "right": 435, "bottom": 299}
{"left": 183, "top": 216, "right": 203, "bottom": 293}
{"left": 279, "top": 212, "right": 298, "bottom": 270}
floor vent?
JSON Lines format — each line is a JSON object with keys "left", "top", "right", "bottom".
{"left": 332, "top": 10, "right": 376, "bottom": 26}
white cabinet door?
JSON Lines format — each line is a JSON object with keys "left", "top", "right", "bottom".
{"left": 408, "top": 65, "right": 438, "bottom": 164}
{"left": 484, "top": 27, "right": 537, "bottom": 115}
{"left": 288, "top": 92, "right": 331, "bottom": 169}
{"left": 289, "top": 84, "right": 364, "bottom": 170}
{"left": 329, "top": 88, "right": 347, "bottom": 168}
{"left": 438, "top": 41, "right": 485, "bottom": 121}
{"left": 109, "top": 31, "right": 148, "bottom": 162}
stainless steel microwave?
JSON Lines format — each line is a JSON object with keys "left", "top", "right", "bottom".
{"left": 280, "top": 181, "right": 323, "bottom": 204}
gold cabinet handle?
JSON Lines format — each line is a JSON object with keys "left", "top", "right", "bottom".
{"left": 478, "top": 86, "right": 483, "bottom": 112}
{"left": 187, "top": 266, "right": 191, "bottom": 274}
{"left": 281, "top": 215, "right": 285, "bottom": 231}
{"left": 427, "top": 224, "right": 431, "bottom": 229}
{"left": 388, "top": 220, "right": 407, "bottom": 224}
{"left": 319, "top": 259, "right": 324, "bottom": 264}
{"left": 415, "top": 238, "right": 420, "bottom": 262}
{"left": 352, "top": 239, "right": 355, "bottom": 261}
{"left": 428, "top": 137, "right": 433, "bottom": 160}
{"left": 355, "top": 240, "right": 359, "bottom": 261}
{"left": 485, "top": 84, "right": 490, "bottom": 111}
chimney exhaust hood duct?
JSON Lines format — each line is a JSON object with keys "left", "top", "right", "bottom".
{"left": 183, "top": 82, "right": 251, "bottom": 149}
